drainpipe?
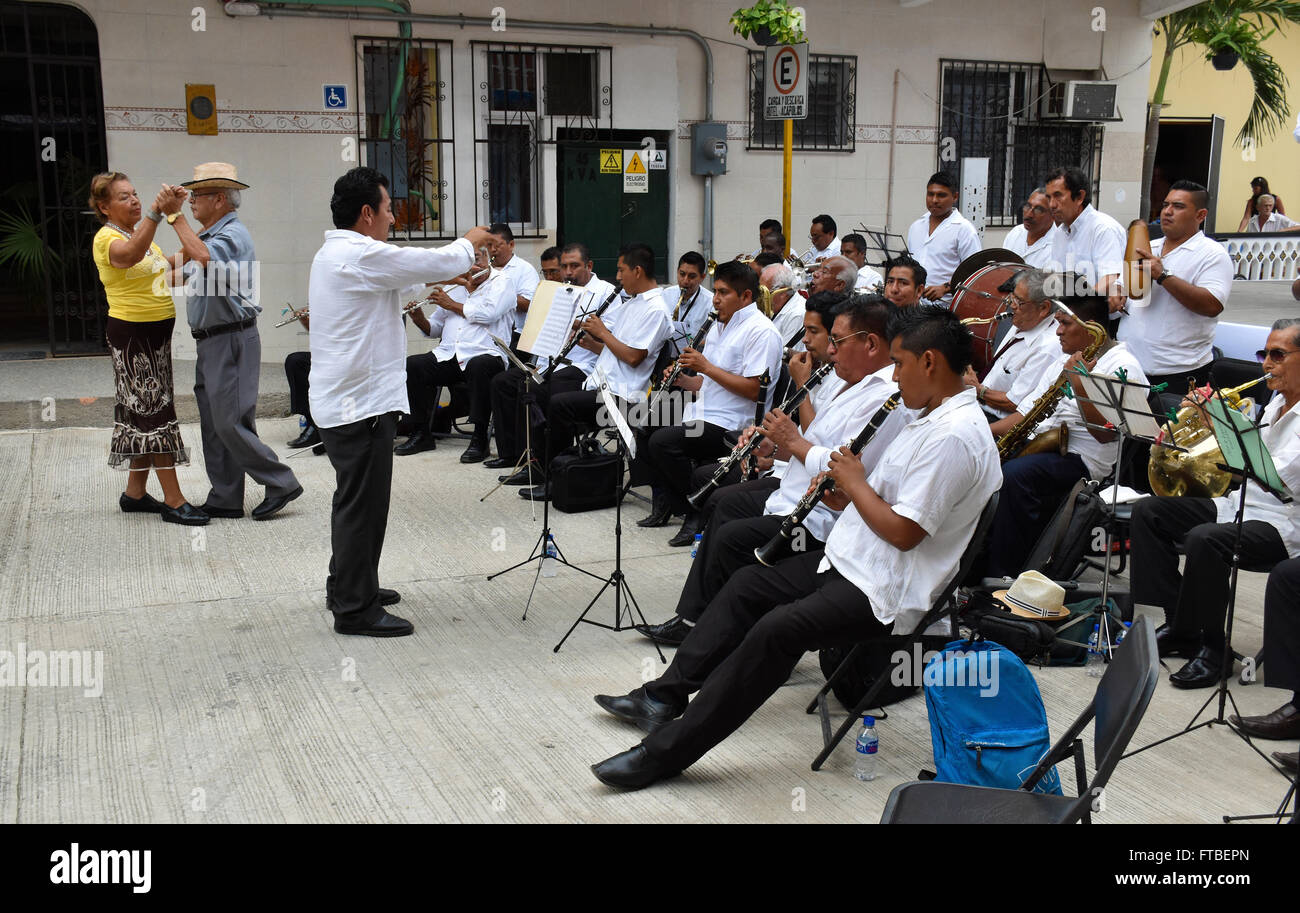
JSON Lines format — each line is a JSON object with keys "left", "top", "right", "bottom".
{"left": 238, "top": 2, "right": 716, "bottom": 262}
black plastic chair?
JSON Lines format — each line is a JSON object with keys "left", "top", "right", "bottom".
{"left": 808, "top": 492, "right": 1001, "bottom": 771}
{"left": 878, "top": 614, "right": 1159, "bottom": 823}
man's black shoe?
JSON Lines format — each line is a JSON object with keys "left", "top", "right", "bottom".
{"left": 1273, "top": 751, "right": 1299, "bottom": 775}
{"left": 668, "top": 521, "right": 699, "bottom": 548}
{"left": 252, "top": 485, "right": 303, "bottom": 521}
{"left": 502, "top": 464, "right": 545, "bottom": 486}
{"left": 394, "top": 432, "right": 437, "bottom": 455}
{"left": 1154, "top": 623, "right": 1197, "bottom": 659}
{"left": 590, "top": 745, "right": 678, "bottom": 790}
{"left": 519, "top": 484, "right": 550, "bottom": 502}
{"left": 312, "top": 443, "right": 326, "bottom": 455}
{"left": 460, "top": 437, "right": 489, "bottom": 464}
{"left": 633, "top": 616, "right": 692, "bottom": 647}
{"left": 160, "top": 502, "right": 210, "bottom": 526}
{"left": 199, "top": 501, "right": 245, "bottom": 519}
{"left": 119, "top": 492, "right": 164, "bottom": 514}
{"left": 1230, "top": 703, "right": 1300, "bottom": 740}
{"left": 636, "top": 489, "right": 674, "bottom": 528}
{"left": 483, "top": 456, "right": 514, "bottom": 469}
{"left": 288, "top": 424, "right": 321, "bottom": 448}
{"left": 333, "top": 610, "right": 414, "bottom": 638}
{"left": 1169, "top": 646, "right": 1232, "bottom": 689}
{"left": 594, "top": 686, "right": 682, "bottom": 733}
{"left": 379, "top": 588, "right": 401, "bottom": 607}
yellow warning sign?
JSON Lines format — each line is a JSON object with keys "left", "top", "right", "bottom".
{"left": 624, "top": 151, "right": 647, "bottom": 174}
{"left": 600, "top": 149, "right": 622, "bottom": 173}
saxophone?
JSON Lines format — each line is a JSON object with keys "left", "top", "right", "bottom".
{"left": 996, "top": 320, "right": 1109, "bottom": 462}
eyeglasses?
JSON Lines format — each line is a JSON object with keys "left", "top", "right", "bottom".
{"left": 190, "top": 191, "right": 221, "bottom": 199}
{"left": 829, "top": 330, "right": 870, "bottom": 348}
{"left": 1024, "top": 205, "right": 1048, "bottom": 215}
{"left": 1255, "top": 348, "right": 1300, "bottom": 364}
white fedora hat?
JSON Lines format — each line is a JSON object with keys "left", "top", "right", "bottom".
{"left": 992, "top": 570, "right": 1070, "bottom": 621}
{"left": 180, "top": 162, "right": 249, "bottom": 191}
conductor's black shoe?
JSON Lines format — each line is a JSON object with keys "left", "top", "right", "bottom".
{"left": 594, "top": 686, "right": 682, "bottom": 733}
{"left": 311, "top": 443, "right": 326, "bottom": 455}
{"left": 519, "top": 484, "right": 550, "bottom": 502}
{"left": 1274, "top": 751, "right": 1299, "bottom": 775}
{"left": 1169, "top": 646, "right": 1231, "bottom": 689}
{"left": 379, "top": 588, "right": 401, "bottom": 607}
{"left": 483, "top": 456, "right": 514, "bottom": 469}
{"left": 252, "top": 485, "right": 303, "bottom": 521}
{"left": 1230, "top": 703, "right": 1300, "bottom": 740}
{"left": 1154, "top": 623, "right": 1197, "bottom": 659}
{"left": 333, "top": 610, "right": 414, "bottom": 638}
{"left": 199, "top": 501, "right": 245, "bottom": 519}
{"left": 502, "top": 464, "right": 545, "bottom": 486}
{"left": 591, "top": 746, "right": 678, "bottom": 790}
{"left": 394, "top": 432, "right": 437, "bottom": 455}
{"left": 119, "top": 492, "right": 164, "bottom": 514}
{"left": 634, "top": 616, "right": 692, "bottom": 646}
{"left": 287, "top": 424, "right": 321, "bottom": 448}
{"left": 460, "top": 437, "right": 489, "bottom": 464}
{"left": 636, "top": 489, "right": 674, "bottom": 528}
{"left": 160, "top": 502, "right": 210, "bottom": 526}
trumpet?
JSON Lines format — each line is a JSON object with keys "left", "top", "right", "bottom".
{"left": 273, "top": 304, "right": 309, "bottom": 328}
{"left": 400, "top": 267, "right": 492, "bottom": 316}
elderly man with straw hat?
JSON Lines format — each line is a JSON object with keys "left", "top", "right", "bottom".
{"left": 157, "top": 161, "right": 302, "bottom": 521}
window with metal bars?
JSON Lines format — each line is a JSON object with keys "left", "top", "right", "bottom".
{"left": 746, "top": 51, "right": 856, "bottom": 152}
{"left": 355, "top": 36, "right": 455, "bottom": 240}
{"left": 938, "top": 59, "right": 1104, "bottom": 227}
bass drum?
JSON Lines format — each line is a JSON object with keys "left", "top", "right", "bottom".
{"left": 949, "top": 250, "right": 1024, "bottom": 379}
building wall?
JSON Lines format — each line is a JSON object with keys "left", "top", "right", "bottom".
{"left": 63, "top": 0, "right": 1156, "bottom": 364}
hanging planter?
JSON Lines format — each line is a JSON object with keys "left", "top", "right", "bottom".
{"left": 729, "top": 0, "right": 807, "bottom": 47}
{"left": 752, "top": 25, "right": 779, "bottom": 46}
{"left": 1210, "top": 48, "right": 1239, "bottom": 70}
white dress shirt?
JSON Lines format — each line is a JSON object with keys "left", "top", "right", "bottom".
{"left": 801, "top": 236, "right": 840, "bottom": 265}
{"left": 771, "top": 296, "right": 807, "bottom": 352}
{"left": 1247, "top": 212, "right": 1298, "bottom": 232}
{"left": 583, "top": 286, "right": 670, "bottom": 402}
{"left": 684, "top": 303, "right": 783, "bottom": 430}
{"left": 764, "top": 364, "right": 910, "bottom": 543}
{"left": 499, "top": 254, "right": 540, "bottom": 332}
{"left": 660, "top": 284, "right": 715, "bottom": 353}
{"left": 1214, "top": 393, "right": 1300, "bottom": 558}
{"left": 820, "top": 388, "right": 1001, "bottom": 635}
{"left": 307, "top": 231, "right": 474, "bottom": 429}
{"left": 1003, "top": 223, "right": 1059, "bottom": 269}
{"left": 810, "top": 370, "right": 847, "bottom": 414}
{"left": 1118, "top": 231, "right": 1232, "bottom": 376}
{"left": 536, "top": 274, "right": 618, "bottom": 376}
{"left": 906, "top": 210, "right": 981, "bottom": 289}
{"left": 1048, "top": 204, "right": 1126, "bottom": 289}
{"left": 854, "top": 266, "right": 884, "bottom": 291}
{"left": 420, "top": 269, "right": 516, "bottom": 368}
{"left": 983, "top": 317, "right": 1061, "bottom": 418}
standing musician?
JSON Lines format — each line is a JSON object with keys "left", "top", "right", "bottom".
{"left": 487, "top": 222, "right": 540, "bottom": 347}
{"left": 635, "top": 294, "right": 908, "bottom": 646}
{"left": 966, "top": 268, "right": 1062, "bottom": 435}
{"left": 308, "top": 167, "right": 492, "bottom": 636}
{"left": 1130, "top": 317, "right": 1300, "bottom": 689}
{"left": 519, "top": 242, "right": 670, "bottom": 502}
{"left": 1118, "top": 180, "right": 1232, "bottom": 396}
{"left": 760, "top": 262, "right": 807, "bottom": 352}
{"left": 984, "top": 295, "right": 1146, "bottom": 579}
{"left": 589, "top": 306, "right": 1001, "bottom": 790}
{"left": 1044, "top": 166, "right": 1126, "bottom": 317}
{"left": 1003, "top": 188, "right": 1059, "bottom": 269}
{"left": 840, "top": 233, "right": 884, "bottom": 290}
{"left": 659, "top": 251, "right": 715, "bottom": 368}
{"left": 800, "top": 214, "right": 840, "bottom": 264}
{"left": 487, "top": 242, "right": 615, "bottom": 483}
{"left": 638, "top": 260, "right": 782, "bottom": 542}
{"left": 882, "top": 255, "right": 926, "bottom": 307}
{"left": 907, "top": 171, "right": 981, "bottom": 301}
{"left": 396, "top": 245, "right": 514, "bottom": 463}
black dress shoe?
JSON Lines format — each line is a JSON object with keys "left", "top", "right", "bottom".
{"left": 199, "top": 501, "right": 245, "bottom": 519}
{"left": 287, "top": 424, "right": 321, "bottom": 448}
{"left": 119, "top": 492, "right": 164, "bottom": 514}
{"left": 593, "top": 686, "right": 682, "bottom": 733}
{"left": 379, "top": 588, "right": 401, "bottom": 607}
{"left": 460, "top": 437, "right": 490, "bottom": 464}
{"left": 590, "top": 745, "right": 677, "bottom": 790}
{"left": 501, "top": 464, "right": 545, "bottom": 486}
{"left": 312, "top": 443, "right": 326, "bottom": 456}
{"left": 1154, "top": 623, "right": 1198, "bottom": 659}
{"left": 1230, "top": 703, "right": 1300, "bottom": 740}
{"left": 252, "top": 485, "right": 303, "bottom": 521}
{"left": 633, "top": 616, "right": 692, "bottom": 646}
{"left": 394, "top": 432, "right": 437, "bottom": 456}
{"left": 160, "top": 502, "right": 210, "bottom": 526}
{"left": 519, "top": 484, "right": 550, "bottom": 502}
{"left": 668, "top": 521, "right": 700, "bottom": 548}
{"left": 636, "top": 489, "right": 674, "bottom": 528}
{"left": 333, "top": 610, "right": 414, "bottom": 637}
{"left": 483, "top": 456, "right": 515, "bottom": 469}
{"left": 1169, "top": 646, "right": 1232, "bottom": 689}
{"left": 1273, "top": 751, "right": 1299, "bottom": 775}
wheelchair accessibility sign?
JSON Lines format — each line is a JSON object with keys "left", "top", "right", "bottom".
{"left": 323, "top": 85, "right": 348, "bottom": 110}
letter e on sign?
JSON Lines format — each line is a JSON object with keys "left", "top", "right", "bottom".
{"left": 764, "top": 44, "right": 808, "bottom": 121}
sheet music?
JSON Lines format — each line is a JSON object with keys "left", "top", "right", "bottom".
{"left": 594, "top": 366, "right": 636, "bottom": 457}
{"left": 520, "top": 281, "right": 592, "bottom": 358}
{"left": 1075, "top": 371, "right": 1163, "bottom": 440}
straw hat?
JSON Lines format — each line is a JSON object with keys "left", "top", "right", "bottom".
{"left": 992, "top": 570, "right": 1070, "bottom": 621}
{"left": 180, "top": 162, "right": 249, "bottom": 191}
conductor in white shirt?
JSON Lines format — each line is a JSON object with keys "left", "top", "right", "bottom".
{"left": 308, "top": 167, "right": 492, "bottom": 637}
{"left": 906, "top": 171, "right": 981, "bottom": 301}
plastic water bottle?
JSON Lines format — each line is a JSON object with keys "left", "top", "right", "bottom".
{"left": 1086, "top": 623, "right": 1104, "bottom": 677}
{"left": 298, "top": 415, "right": 307, "bottom": 433}
{"left": 854, "top": 715, "right": 879, "bottom": 781}
{"left": 542, "top": 534, "right": 558, "bottom": 578}
{"left": 691, "top": 533, "right": 702, "bottom": 558}
{"left": 1116, "top": 621, "right": 1132, "bottom": 646}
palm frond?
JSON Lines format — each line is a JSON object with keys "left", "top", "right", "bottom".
{"left": 0, "top": 205, "right": 61, "bottom": 282}
{"left": 1235, "top": 41, "right": 1291, "bottom": 143}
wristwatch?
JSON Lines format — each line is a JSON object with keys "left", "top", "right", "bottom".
{"left": 166, "top": 212, "right": 181, "bottom": 225}
{"left": 1155, "top": 269, "right": 1172, "bottom": 286}
{"left": 145, "top": 208, "right": 162, "bottom": 223}
{"left": 975, "top": 384, "right": 986, "bottom": 404}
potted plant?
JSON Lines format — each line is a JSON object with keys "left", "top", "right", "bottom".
{"left": 729, "top": 0, "right": 807, "bottom": 47}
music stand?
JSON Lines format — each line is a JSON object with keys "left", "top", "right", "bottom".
{"left": 855, "top": 223, "right": 909, "bottom": 277}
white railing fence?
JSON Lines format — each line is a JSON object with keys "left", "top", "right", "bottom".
{"left": 1218, "top": 233, "right": 1300, "bottom": 281}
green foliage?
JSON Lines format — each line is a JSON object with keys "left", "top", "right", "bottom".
{"left": 0, "top": 204, "right": 61, "bottom": 286}
{"left": 729, "top": 0, "right": 807, "bottom": 44}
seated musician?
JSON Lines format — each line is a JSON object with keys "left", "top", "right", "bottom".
{"left": 985, "top": 294, "right": 1146, "bottom": 578}
{"left": 635, "top": 294, "right": 908, "bottom": 646}
{"left": 487, "top": 242, "right": 615, "bottom": 483}
{"left": 1230, "top": 558, "right": 1300, "bottom": 772}
{"left": 638, "top": 261, "right": 782, "bottom": 543}
{"left": 760, "top": 262, "right": 807, "bottom": 353}
{"left": 966, "top": 268, "right": 1062, "bottom": 435}
{"left": 808, "top": 255, "right": 857, "bottom": 296}
{"left": 840, "top": 232, "right": 883, "bottom": 291}
{"left": 906, "top": 171, "right": 980, "bottom": 301}
{"left": 882, "top": 255, "right": 925, "bottom": 307}
{"left": 538, "top": 245, "right": 562, "bottom": 283}
{"left": 395, "top": 246, "right": 514, "bottom": 462}
{"left": 1131, "top": 318, "right": 1300, "bottom": 688}
{"left": 655, "top": 251, "right": 715, "bottom": 381}
{"left": 747, "top": 218, "right": 782, "bottom": 257}
{"left": 800, "top": 214, "right": 840, "bottom": 264}
{"left": 589, "top": 305, "right": 1001, "bottom": 790}
{"left": 519, "top": 243, "right": 669, "bottom": 502}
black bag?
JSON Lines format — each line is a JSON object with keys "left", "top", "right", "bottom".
{"left": 1035, "top": 479, "right": 1108, "bottom": 581}
{"left": 549, "top": 438, "right": 622, "bottom": 513}
{"left": 818, "top": 635, "right": 949, "bottom": 711}
{"left": 960, "top": 591, "right": 1056, "bottom": 664}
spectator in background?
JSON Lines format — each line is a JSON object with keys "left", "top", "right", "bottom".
{"left": 1237, "top": 176, "right": 1286, "bottom": 231}
{"left": 1246, "top": 195, "right": 1300, "bottom": 233}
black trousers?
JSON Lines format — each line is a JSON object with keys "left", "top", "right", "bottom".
{"left": 642, "top": 551, "right": 890, "bottom": 771}
{"left": 285, "top": 351, "right": 312, "bottom": 425}
{"left": 490, "top": 364, "right": 586, "bottom": 463}
{"left": 985, "top": 452, "right": 1088, "bottom": 579}
{"left": 1263, "top": 557, "right": 1300, "bottom": 693}
{"left": 405, "top": 352, "right": 502, "bottom": 437}
{"left": 1130, "top": 496, "right": 1287, "bottom": 650}
{"left": 319, "top": 411, "right": 398, "bottom": 625}
{"left": 676, "top": 476, "right": 786, "bottom": 622}
{"left": 645, "top": 421, "right": 732, "bottom": 514}
{"left": 547, "top": 389, "right": 636, "bottom": 465}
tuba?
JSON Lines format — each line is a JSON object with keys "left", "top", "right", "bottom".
{"left": 1147, "top": 376, "right": 1268, "bottom": 497}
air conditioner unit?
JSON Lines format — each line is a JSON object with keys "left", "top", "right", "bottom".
{"left": 1041, "top": 81, "right": 1119, "bottom": 121}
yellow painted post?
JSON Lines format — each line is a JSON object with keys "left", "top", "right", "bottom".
{"left": 782, "top": 119, "right": 793, "bottom": 258}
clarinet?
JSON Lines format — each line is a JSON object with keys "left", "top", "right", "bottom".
{"left": 780, "top": 324, "right": 808, "bottom": 365}
{"left": 648, "top": 309, "right": 719, "bottom": 413}
{"left": 745, "top": 368, "right": 772, "bottom": 479}
{"left": 753, "top": 392, "right": 902, "bottom": 566}
{"left": 686, "top": 361, "right": 833, "bottom": 510}
{"left": 552, "top": 282, "right": 622, "bottom": 370}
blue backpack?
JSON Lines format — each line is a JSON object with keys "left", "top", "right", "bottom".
{"left": 923, "top": 639, "right": 1062, "bottom": 795}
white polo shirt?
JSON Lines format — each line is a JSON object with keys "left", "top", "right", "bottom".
{"left": 684, "top": 303, "right": 783, "bottom": 430}
{"left": 583, "top": 286, "right": 669, "bottom": 403}
{"left": 1214, "top": 393, "right": 1300, "bottom": 557}
{"left": 801, "top": 236, "right": 840, "bottom": 264}
{"left": 1247, "top": 212, "right": 1298, "bottom": 232}
{"left": 536, "top": 274, "right": 618, "bottom": 376}
{"left": 307, "top": 231, "right": 474, "bottom": 428}
{"left": 820, "top": 388, "right": 1001, "bottom": 634}
{"left": 499, "top": 254, "right": 540, "bottom": 332}
{"left": 764, "top": 364, "right": 910, "bottom": 543}
{"left": 983, "top": 317, "right": 1062, "bottom": 418}
{"left": 1003, "top": 223, "right": 1059, "bottom": 269}
{"left": 661, "top": 284, "right": 715, "bottom": 352}
{"left": 1048, "top": 204, "right": 1126, "bottom": 288}
{"left": 906, "top": 209, "right": 981, "bottom": 288}
{"left": 421, "top": 269, "right": 516, "bottom": 369}
{"left": 1118, "top": 230, "right": 1232, "bottom": 376}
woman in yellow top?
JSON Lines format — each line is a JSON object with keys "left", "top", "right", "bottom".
{"left": 89, "top": 172, "right": 208, "bottom": 525}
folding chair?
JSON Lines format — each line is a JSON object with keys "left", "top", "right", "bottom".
{"left": 879, "top": 615, "right": 1159, "bottom": 823}
{"left": 807, "top": 492, "right": 1001, "bottom": 771}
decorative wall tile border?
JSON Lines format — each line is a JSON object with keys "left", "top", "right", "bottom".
{"left": 676, "top": 120, "right": 938, "bottom": 146}
{"left": 107, "top": 107, "right": 359, "bottom": 134}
